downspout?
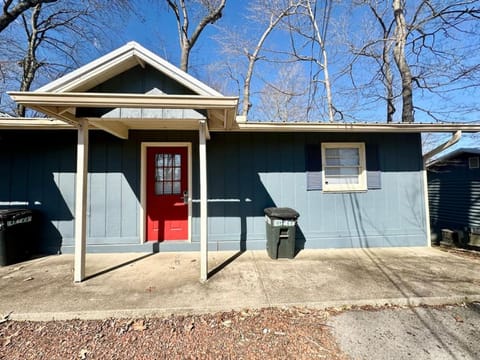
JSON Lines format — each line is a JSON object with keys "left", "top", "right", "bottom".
{"left": 421, "top": 130, "right": 462, "bottom": 247}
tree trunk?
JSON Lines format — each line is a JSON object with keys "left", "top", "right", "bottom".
{"left": 305, "top": 1, "right": 334, "bottom": 122}
{"left": 393, "top": 0, "right": 414, "bottom": 123}
{"left": 383, "top": 39, "right": 395, "bottom": 123}
{"left": 167, "top": 0, "right": 225, "bottom": 73}
{"left": 242, "top": 25, "right": 276, "bottom": 117}
{"left": 180, "top": 41, "right": 190, "bottom": 72}
{"left": 16, "top": 4, "right": 41, "bottom": 117}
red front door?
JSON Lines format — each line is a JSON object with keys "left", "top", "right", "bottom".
{"left": 146, "top": 146, "right": 189, "bottom": 241}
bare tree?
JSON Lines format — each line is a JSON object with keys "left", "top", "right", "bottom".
{"left": 16, "top": 3, "right": 42, "bottom": 116}
{"left": 406, "top": 1, "right": 480, "bottom": 122}
{"left": 341, "top": 0, "right": 480, "bottom": 123}
{"left": 240, "top": 0, "right": 300, "bottom": 117}
{"left": 288, "top": 0, "right": 338, "bottom": 122}
{"left": 0, "top": 0, "right": 57, "bottom": 32}
{"left": 258, "top": 62, "right": 310, "bottom": 122}
{"left": 216, "top": 0, "right": 337, "bottom": 122}
{"left": 360, "top": 2, "right": 396, "bottom": 122}
{"left": 392, "top": 0, "right": 413, "bottom": 122}
{"left": 347, "top": 1, "right": 396, "bottom": 122}
{"left": 0, "top": 0, "right": 132, "bottom": 116}
{"left": 166, "top": 0, "right": 226, "bottom": 72}
{"left": 376, "top": 5, "right": 395, "bottom": 123}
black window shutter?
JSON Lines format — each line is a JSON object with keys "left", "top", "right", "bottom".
{"left": 306, "top": 144, "right": 322, "bottom": 191}
{"left": 366, "top": 143, "right": 381, "bottom": 189}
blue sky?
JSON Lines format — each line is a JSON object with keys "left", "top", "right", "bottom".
{"left": 116, "top": 2, "right": 478, "bottom": 121}
{"left": 2, "top": 0, "right": 479, "bottom": 149}
{"left": 119, "top": 1, "right": 246, "bottom": 69}
{"left": 68, "top": 0, "right": 478, "bottom": 150}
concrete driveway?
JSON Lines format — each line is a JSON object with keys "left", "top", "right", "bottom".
{"left": 329, "top": 303, "right": 480, "bottom": 360}
{"left": 1, "top": 247, "right": 480, "bottom": 320}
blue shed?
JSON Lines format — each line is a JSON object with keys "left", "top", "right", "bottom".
{"left": 427, "top": 148, "right": 480, "bottom": 246}
{"left": 3, "top": 42, "right": 479, "bottom": 281}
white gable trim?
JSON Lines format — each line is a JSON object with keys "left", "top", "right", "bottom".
{"left": 36, "top": 42, "right": 222, "bottom": 97}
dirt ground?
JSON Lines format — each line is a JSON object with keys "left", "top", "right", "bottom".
{"left": 0, "top": 307, "right": 347, "bottom": 360}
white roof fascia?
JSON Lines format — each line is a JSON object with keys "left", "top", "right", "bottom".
{"left": 35, "top": 41, "right": 222, "bottom": 97}
{"left": 9, "top": 92, "right": 238, "bottom": 109}
{"left": 0, "top": 118, "right": 74, "bottom": 128}
{"left": 231, "top": 121, "right": 480, "bottom": 133}
{"left": 130, "top": 44, "right": 222, "bottom": 97}
{"left": 36, "top": 42, "right": 137, "bottom": 93}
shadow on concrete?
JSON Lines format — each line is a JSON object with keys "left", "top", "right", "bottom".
{"left": 83, "top": 253, "right": 156, "bottom": 281}
{"left": 345, "top": 190, "right": 472, "bottom": 359}
{"left": 207, "top": 250, "right": 246, "bottom": 279}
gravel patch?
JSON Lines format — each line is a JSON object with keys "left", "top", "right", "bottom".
{"left": 0, "top": 307, "right": 347, "bottom": 359}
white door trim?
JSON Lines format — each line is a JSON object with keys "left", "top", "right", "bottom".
{"left": 140, "top": 142, "right": 192, "bottom": 243}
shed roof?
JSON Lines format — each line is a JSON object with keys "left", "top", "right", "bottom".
{"left": 427, "top": 147, "right": 480, "bottom": 167}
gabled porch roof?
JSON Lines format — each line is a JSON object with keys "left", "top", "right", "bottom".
{"left": 8, "top": 41, "right": 239, "bottom": 139}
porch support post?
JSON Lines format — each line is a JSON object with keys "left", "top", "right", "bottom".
{"left": 74, "top": 119, "right": 89, "bottom": 283}
{"left": 199, "top": 120, "right": 208, "bottom": 282}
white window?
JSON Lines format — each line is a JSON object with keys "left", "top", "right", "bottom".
{"left": 321, "top": 142, "right": 367, "bottom": 192}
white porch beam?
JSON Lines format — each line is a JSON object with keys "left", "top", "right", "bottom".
{"left": 74, "top": 119, "right": 89, "bottom": 283}
{"left": 89, "top": 119, "right": 129, "bottom": 139}
{"left": 199, "top": 120, "right": 208, "bottom": 282}
{"left": 57, "top": 106, "right": 75, "bottom": 115}
{"left": 34, "top": 105, "right": 79, "bottom": 127}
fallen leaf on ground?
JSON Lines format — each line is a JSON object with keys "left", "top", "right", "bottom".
{"left": 132, "top": 320, "right": 147, "bottom": 331}
{"left": 0, "top": 312, "right": 12, "bottom": 324}
{"left": 79, "top": 349, "right": 88, "bottom": 359}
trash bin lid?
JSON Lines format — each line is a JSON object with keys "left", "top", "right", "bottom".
{"left": 264, "top": 207, "right": 299, "bottom": 220}
{"left": 0, "top": 209, "right": 33, "bottom": 221}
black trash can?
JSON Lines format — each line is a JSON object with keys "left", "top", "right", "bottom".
{"left": 0, "top": 209, "right": 34, "bottom": 266}
{"left": 264, "top": 207, "right": 299, "bottom": 259}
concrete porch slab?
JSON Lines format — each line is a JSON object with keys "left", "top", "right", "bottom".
{"left": 1, "top": 247, "right": 480, "bottom": 320}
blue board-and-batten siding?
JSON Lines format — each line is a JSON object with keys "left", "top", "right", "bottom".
{"left": 0, "top": 130, "right": 427, "bottom": 254}
{"left": 428, "top": 154, "right": 480, "bottom": 239}
{"left": 207, "top": 132, "right": 426, "bottom": 250}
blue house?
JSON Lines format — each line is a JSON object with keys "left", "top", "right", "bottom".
{"left": 427, "top": 148, "right": 480, "bottom": 246}
{"left": 2, "top": 42, "right": 479, "bottom": 281}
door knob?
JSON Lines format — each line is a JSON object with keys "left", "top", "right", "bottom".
{"left": 181, "top": 190, "right": 188, "bottom": 204}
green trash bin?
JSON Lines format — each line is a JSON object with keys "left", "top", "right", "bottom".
{"left": 264, "top": 207, "right": 299, "bottom": 259}
{"left": 0, "top": 209, "right": 34, "bottom": 266}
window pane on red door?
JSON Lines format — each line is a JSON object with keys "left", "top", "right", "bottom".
{"left": 154, "top": 153, "right": 182, "bottom": 195}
